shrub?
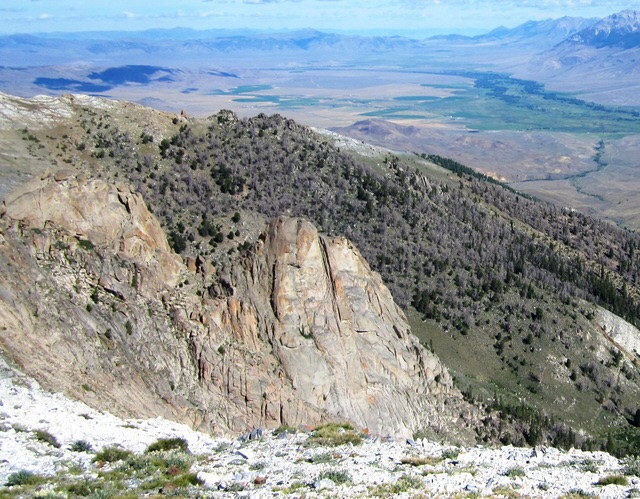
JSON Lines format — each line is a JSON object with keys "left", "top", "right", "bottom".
{"left": 94, "top": 445, "right": 132, "bottom": 463}
{"left": 77, "top": 239, "right": 95, "bottom": 250}
{"left": 560, "top": 489, "right": 594, "bottom": 498}
{"left": 70, "top": 440, "right": 93, "bottom": 452}
{"left": 308, "top": 452, "right": 333, "bottom": 464}
{"left": 504, "top": 466, "right": 525, "bottom": 478}
{"left": 400, "top": 455, "right": 442, "bottom": 466}
{"left": 64, "top": 481, "right": 98, "bottom": 496}
{"left": 145, "top": 437, "right": 189, "bottom": 454}
{"left": 6, "top": 470, "right": 43, "bottom": 486}
{"left": 317, "top": 469, "right": 351, "bottom": 484}
{"left": 279, "top": 481, "right": 306, "bottom": 493}
{"left": 596, "top": 474, "right": 628, "bottom": 486}
{"left": 309, "top": 423, "right": 362, "bottom": 446}
{"left": 625, "top": 456, "right": 640, "bottom": 476}
{"left": 34, "top": 429, "right": 60, "bottom": 448}
{"left": 170, "top": 472, "right": 203, "bottom": 487}
{"left": 368, "top": 473, "right": 423, "bottom": 496}
{"left": 273, "top": 423, "right": 298, "bottom": 436}
{"left": 580, "top": 458, "right": 599, "bottom": 473}
{"left": 441, "top": 448, "right": 460, "bottom": 460}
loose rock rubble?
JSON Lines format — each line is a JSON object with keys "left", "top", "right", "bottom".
{"left": 0, "top": 359, "right": 638, "bottom": 497}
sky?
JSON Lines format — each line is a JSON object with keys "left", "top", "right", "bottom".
{"left": 0, "top": 1, "right": 636, "bottom": 36}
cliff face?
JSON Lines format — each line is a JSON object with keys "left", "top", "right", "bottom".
{"left": 0, "top": 172, "right": 475, "bottom": 439}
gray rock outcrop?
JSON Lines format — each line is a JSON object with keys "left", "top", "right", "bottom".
{"left": 0, "top": 173, "right": 476, "bottom": 439}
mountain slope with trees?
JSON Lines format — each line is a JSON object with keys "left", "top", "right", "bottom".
{"left": 3, "top": 92, "right": 640, "bottom": 453}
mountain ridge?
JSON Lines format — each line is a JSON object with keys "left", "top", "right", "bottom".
{"left": 0, "top": 169, "right": 475, "bottom": 440}
{"left": 2, "top": 92, "right": 640, "bottom": 454}
{"left": 562, "top": 9, "right": 640, "bottom": 49}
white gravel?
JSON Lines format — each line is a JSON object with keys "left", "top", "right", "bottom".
{"left": 0, "top": 356, "right": 638, "bottom": 497}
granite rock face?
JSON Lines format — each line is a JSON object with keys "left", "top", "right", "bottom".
{"left": 221, "top": 216, "right": 458, "bottom": 437}
{"left": 1, "top": 171, "right": 181, "bottom": 294}
{"left": 0, "top": 174, "right": 475, "bottom": 439}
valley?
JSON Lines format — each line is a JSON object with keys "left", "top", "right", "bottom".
{"left": 1, "top": 13, "right": 640, "bottom": 231}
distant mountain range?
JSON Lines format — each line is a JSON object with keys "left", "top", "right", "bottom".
{"left": 2, "top": 11, "right": 638, "bottom": 64}
{"left": 562, "top": 9, "right": 640, "bottom": 49}
{"left": 432, "top": 16, "right": 597, "bottom": 49}
{"left": 0, "top": 10, "right": 638, "bottom": 71}
{"left": 516, "top": 10, "right": 640, "bottom": 105}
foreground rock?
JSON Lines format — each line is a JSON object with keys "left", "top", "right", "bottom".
{"left": 0, "top": 173, "right": 474, "bottom": 439}
{"left": 0, "top": 362, "right": 636, "bottom": 498}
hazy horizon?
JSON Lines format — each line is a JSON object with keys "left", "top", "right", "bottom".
{"left": 0, "top": 1, "right": 636, "bottom": 37}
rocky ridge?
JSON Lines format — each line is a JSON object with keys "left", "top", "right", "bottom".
{"left": 0, "top": 172, "right": 472, "bottom": 439}
{"left": 565, "top": 10, "right": 640, "bottom": 49}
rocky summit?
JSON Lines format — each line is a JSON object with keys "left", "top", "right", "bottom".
{"left": 0, "top": 172, "right": 474, "bottom": 440}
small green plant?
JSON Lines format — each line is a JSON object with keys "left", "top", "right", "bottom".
{"left": 94, "top": 445, "right": 132, "bottom": 463}
{"left": 596, "top": 474, "right": 628, "bottom": 486}
{"left": 504, "top": 466, "right": 525, "bottom": 478}
{"left": 413, "top": 428, "right": 433, "bottom": 440}
{"left": 299, "top": 326, "right": 313, "bottom": 339}
{"left": 64, "top": 480, "right": 100, "bottom": 496}
{"left": 309, "top": 422, "right": 362, "bottom": 446}
{"left": 77, "top": 239, "right": 95, "bottom": 250}
{"left": 34, "top": 429, "right": 61, "bottom": 448}
{"left": 560, "top": 489, "right": 595, "bottom": 498}
{"left": 401, "top": 455, "right": 442, "bottom": 466}
{"left": 249, "top": 461, "right": 267, "bottom": 470}
{"left": 368, "top": 473, "right": 423, "bottom": 496}
{"left": 277, "top": 481, "right": 306, "bottom": 494}
{"left": 145, "top": 437, "right": 189, "bottom": 454}
{"left": 70, "top": 440, "right": 93, "bottom": 452}
{"left": 214, "top": 442, "right": 230, "bottom": 453}
{"left": 309, "top": 452, "right": 334, "bottom": 464}
{"left": 273, "top": 423, "right": 297, "bottom": 435}
{"left": 169, "top": 472, "right": 204, "bottom": 487}
{"left": 442, "top": 448, "right": 460, "bottom": 460}
{"left": 624, "top": 456, "right": 640, "bottom": 476}
{"left": 317, "top": 468, "right": 351, "bottom": 484}
{"left": 6, "top": 470, "right": 44, "bottom": 486}
{"left": 579, "top": 458, "right": 599, "bottom": 473}
{"left": 226, "top": 482, "right": 245, "bottom": 492}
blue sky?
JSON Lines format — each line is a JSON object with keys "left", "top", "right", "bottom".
{"left": 0, "top": 1, "right": 635, "bottom": 36}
